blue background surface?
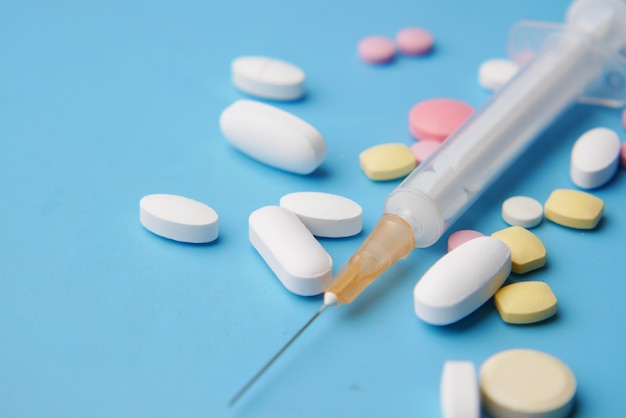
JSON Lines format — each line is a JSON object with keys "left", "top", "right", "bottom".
{"left": 1, "top": 0, "right": 625, "bottom": 417}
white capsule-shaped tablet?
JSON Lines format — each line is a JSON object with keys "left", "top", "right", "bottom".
{"left": 413, "top": 236, "right": 511, "bottom": 325}
{"left": 478, "top": 58, "right": 519, "bottom": 91}
{"left": 220, "top": 99, "right": 327, "bottom": 175}
{"left": 440, "top": 361, "right": 480, "bottom": 418}
{"left": 140, "top": 194, "right": 219, "bottom": 243}
{"left": 570, "top": 127, "right": 621, "bottom": 189}
{"left": 231, "top": 56, "right": 305, "bottom": 101}
{"left": 249, "top": 206, "right": 332, "bottom": 296}
{"left": 279, "top": 192, "right": 362, "bottom": 238}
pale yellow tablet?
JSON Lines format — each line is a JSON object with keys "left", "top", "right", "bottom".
{"left": 480, "top": 349, "right": 576, "bottom": 418}
{"left": 495, "top": 281, "right": 558, "bottom": 324}
{"left": 544, "top": 189, "right": 604, "bottom": 229}
{"left": 491, "top": 226, "right": 547, "bottom": 274}
{"left": 359, "top": 143, "right": 417, "bottom": 181}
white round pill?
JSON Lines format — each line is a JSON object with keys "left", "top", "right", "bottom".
{"left": 480, "top": 349, "right": 576, "bottom": 418}
{"left": 478, "top": 59, "right": 520, "bottom": 91}
{"left": 570, "top": 127, "right": 621, "bottom": 189}
{"left": 140, "top": 194, "right": 219, "bottom": 243}
{"left": 501, "top": 196, "right": 543, "bottom": 228}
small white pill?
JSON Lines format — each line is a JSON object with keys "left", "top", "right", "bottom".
{"left": 220, "top": 99, "right": 327, "bottom": 175}
{"left": 279, "top": 192, "right": 362, "bottom": 238}
{"left": 478, "top": 58, "right": 520, "bottom": 91}
{"left": 231, "top": 56, "right": 305, "bottom": 101}
{"left": 501, "top": 196, "right": 543, "bottom": 228}
{"left": 249, "top": 206, "right": 332, "bottom": 296}
{"left": 440, "top": 361, "right": 480, "bottom": 418}
{"left": 570, "top": 127, "right": 621, "bottom": 189}
{"left": 413, "top": 236, "right": 511, "bottom": 325}
{"left": 140, "top": 194, "right": 218, "bottom": 243}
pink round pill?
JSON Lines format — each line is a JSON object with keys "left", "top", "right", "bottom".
{"left": 621, "top": 141, "right": 626, "bottom": 167}
{"left": 410, "top": 139, "right": 441, "bottom": 163}
{"left": 395, "top": 27, "right": 433, "bottom": 56}
{"left": 358, "top": 35, "right": 395, "bottom": 64}
{"left": 408, "top": 98, "right": 474, "bottom": 141}
{"left": 447, "top": 229, "right": 484, "bottom": 252}
{"left": 621, "top": 108, "right": 626, "bottom": 130}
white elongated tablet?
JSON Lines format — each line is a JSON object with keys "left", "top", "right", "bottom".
{"left": 249, "top": 206, "right": 332, "bottom": 296}
{"left": 231, "top": 56, "right": 305, "bottom": 101}
{"left": 570, "top": 127, "right": 621, "bottom": 189}
{"left": 220, "top": 99, "right": 327, "bottom": 175}
{"left": 413, "top": 236, "right": 511, "bottom": 325}
{"left": 440, "top": 361, "right": 480, "bottom": 418}
{"left": 140, "top": 194, "right": 218, "bottom": 243}
{"left": 279, "top": 191, "right": 362, "bottom": 238}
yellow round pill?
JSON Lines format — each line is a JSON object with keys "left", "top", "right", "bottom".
{"left": 480, "top": 349, "right": 576, "bottom": 418}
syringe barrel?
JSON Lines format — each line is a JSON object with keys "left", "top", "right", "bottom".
{"left": 385, "top": 28, "right": 603, "bottom": 248}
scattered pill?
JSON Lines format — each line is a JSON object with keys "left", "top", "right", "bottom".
{"left": 358, "top": 35, "right": 395, "bottom": 64}
{"left": 543, "top": 188, "right": 604, "bottom": 229}
{"left": 231, "top": 56, "right": 305, "bottom": 101}
{"left": 413, "top": 236, "right": 511, "bottom": 325}
{"left": 359, "top": 143, "right": 417, "bottom": 181}
{"left": 279, "top": 191, "right": 362, "bottom": 238}
{"left": 478, "top": 58, "right": 519, "bottom": 91}
{"left": 622, "top": 108, "right": 626, "bottom": 130}
{"left": 447, "top": 229, "right": 484, "bottom": 252}
{"left": 249, "top": 206, "right": 332, "bottom": 296}
{"left": 570, "top": 127, "right": 621, "bottom": 189}
{"left": 495, "top": 281, "right": 558, "bottom": 324}
{"left": 480, "top": 349, "right": 576, "bottom": 418}
{"left": 408, "top": 98, "right": 474, "bottom": 141}
{"left": 491, "top": 226, "right": 547, "bottom": 274}
{"left": 440, "top": 361, "right": 480, "bottom": 418}
{"left": 410, "top": 139, "right": 441, "bottom": 164}
{"left": 395, "top": 27, "right": 434, "bottom": 56}
{"left": 501, "top": 196, "right": 543, "bottom": 228}
{"left": 621, "top": 141, "right": 626, "bottom": 167}
{"left": 139, "top": 194, "right": 219, "bottom": 244}
{"left": 220, "top": 99, "right": 327, "bottom": 175}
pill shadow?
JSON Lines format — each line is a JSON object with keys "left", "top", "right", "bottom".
{"left": 140, "top": 227, "right": 222, "bottom": 247}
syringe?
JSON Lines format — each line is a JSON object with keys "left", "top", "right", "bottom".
{"left": 229, "top": 0, "right": 626, "bottom": 406}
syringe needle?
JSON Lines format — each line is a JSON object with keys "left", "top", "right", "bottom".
{"left": 228, "top": 301, "right": 332, "bottom": 407}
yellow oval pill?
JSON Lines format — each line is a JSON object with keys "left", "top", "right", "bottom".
{"left": 495, "top": 281, "right": 558, "bottom": 324}
{"left": 359, "top": 143, "right": 417, "bottom": 181}
{"left": 544, "top": 189, "right": 604, "bottom": 229}
{"left": 491, "top": 226, "right": 547, "bottom": 274}
{"left": 480, "top": 349, "right": 576, "bottom": 418}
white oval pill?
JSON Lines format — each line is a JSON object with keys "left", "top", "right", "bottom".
{"left": 440, "top": 361, "right": 480, "bottom": 418}
{"left": 220, "top": 99, "right": 327, "bottom": 175}
{"left": 279, "top": 192, "right": 362, "bottom": 238}
{"left": 249, "top": 206, "right": 332, "bottom": 296}
{"left": 501, "top": 196, "right": 543, "bottom": 228}
{"left": 413, "top": 236, "right": 511, "bottom": 325}
{"left": 140, "top": 194, "right": 218, "bottom": 243}
{"left": 231, "top": 56, "right": 305, "bottom": 101}
{"left": 478, "top": 58, "right": 519, "bottom": 91}
{"left": 570, "top": 127, "right": 621, "bottom": 189}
